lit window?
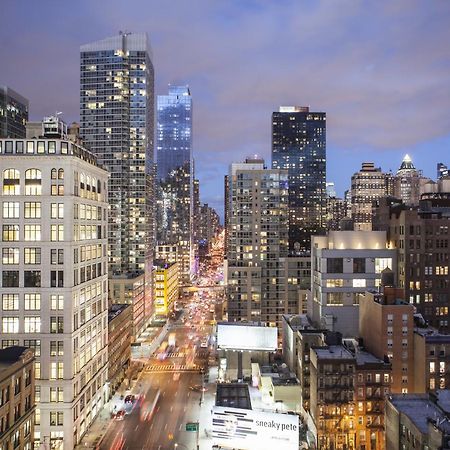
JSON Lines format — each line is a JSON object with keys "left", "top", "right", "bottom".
{"left": 352, "top": 279, "right": 366, "bottom": 288}
{"left": 2, "top": 225, "right": 19, "bottom": 241}
{"left": 2, "top": 248, "right": 19, "bottom": 264}
{"left": 2, "top": 169, "right": 20, "bottom": 195}
{"left": 2, "top": 317, "right": 19, "bottom": 333}
{"left": 2, "top": 294, "right": 19, "bottom": 311}
{"left": 24, "top": 169, "right": 42, "bottom": 195}
{"left": 50, "top": 295, "right": 64, "bottom": 310}
{"left": 24, "top": 225, "right": 41, "bottom": 241}
{"left": 24, "top": 202, "right": 41, "bottom": 219}
{"left": 24, "top": 248, "right": 41, "bottom": 265}
{"left": 50, "top": 225, "right": 64, "bottom": 241}
{"left": 24, "top": 317, "right": 41, "bottom": 333}
{"left": 24, "top": 294, "right": 41, "bottom": 310}
{"left": 2, "top": 201, "right": 19, "bottom": 218}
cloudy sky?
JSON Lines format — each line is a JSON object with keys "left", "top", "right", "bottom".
{"left": 1, "top": 0, "right": 450, "bottom": 218}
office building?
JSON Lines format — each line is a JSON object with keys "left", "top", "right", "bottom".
{"left": 351, "top": 162, "right": 390, "bottom": 231}
{"left": 272, "top": 106, "right": 326, "bottom": 254}
{"left": 0, "top": 86, "right": 28, "bottom": 139}
{"left": 310, "top": 230, "right": 396, "bottom": 337}
{"left": 326, "top": 195, "right": 347, "bottom": 231}
{"left": 0, "top": 119, "right": 109, "bottom": 449}
{"left": 385, "top": 391, "right": 450, "bottom": 450}
{"left": 156, "top": 85, "right": 192, "bottom": 181}
{"left": 374, "top": 197, "right": 450, "bottom": 332}
{"left": 0, "top": 346, "right": 35, "bottom": 450}
{"left": 80, "top": 32, "right": 155, "bottom": 336}
{"left": 359, "top": 288, "right": 415, "bottom": 394}
{"left": 156, "top": 163, "right": 194, "bottom": 284}
{"left": 153, "top": 261, "right": 179, "bottom": 319}
{"left": 393, "top": 154, "right": 430, "bottom": 206}
{"left": 108, "top": 304, "right": 132, "bottom": 394}
{"left": 226, "top": 157, "right": 289, "bottom": 328}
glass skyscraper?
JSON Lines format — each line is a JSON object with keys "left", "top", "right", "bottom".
{"left": 0, "top": 85, "right": 29, "bottom": 138}
{"left": 80, "top": 32, "right": 155, "bottom": 333}
{"left": 156, "top": 85, "right": 192, "bottom": 181}
{"left": 272, "top": 106, "right": 326, "bottom": 254}
{"left": 156, "top": 85, "right": 195, "bottom": 283}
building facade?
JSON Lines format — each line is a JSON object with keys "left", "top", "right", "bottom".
{"left": 311, "top": 231, "right": 396, "bottom": 337}
{"left": 226, "top": 157, "right": 289, "bottom": 328}
{"left": 0, "top": 346, "right": 34, "bottom": 450}
{"left": 374, "top": 197, "right": 450, "bottom": 332}
{"left": 153, "top": 261, "right": 179, "bottom": 319}
{"left": 80, "top": 32, "right": 155, "bottom": 336}
{"left": 351, "top": 162, "right": 390, "bottom": 231}
{"left": 0, "top": 128, "right": 109, "bottom": 449}
{"left": 108, "top": 304, "right": 132, "bottom": 394}
{"left": 272, "top": 106, "right": 326, "bottom": 254}
{"left": 0, "top": 86, "right": 28, "bottom": 139}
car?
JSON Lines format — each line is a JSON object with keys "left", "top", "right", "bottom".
{"left": 200, "top": 341, "right": 208, "bottom": 348}
{"left": 124, "top": 395, "right": 135, "bottom": 404}
{"left": 189, "top": 385, "right": 208, "bottom": 392}
{"left": 115, "top": 410, "right": 125, "bottom": 421}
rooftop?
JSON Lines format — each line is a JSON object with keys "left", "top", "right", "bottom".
{"left": 0, "top": 346, "right": 32, "bottom": 372}
{"left": 260, "top": 365, "right": 299, "bottom": 386}
{"left": 216, "top": 383, "right": 252, "bottom": 410}
{"left": 313, "top": 345, "right": 354, "bottom": 360}
{"left": 108, "top": 304, "right": 131, "bottom": 322}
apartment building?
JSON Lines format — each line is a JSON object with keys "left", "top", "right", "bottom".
{"left": 0, "top": 346, "right": 34, "bottom": 450}
{"left": 0, "top": 119, "right": 109, "bottom": 449}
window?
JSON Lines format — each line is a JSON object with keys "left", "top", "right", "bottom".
{"left": 50, "top": 249, "right": 64, "bottom": 265}
{"left": 2, "top": 271, "right": 19, "bottom": 287}
{"left": 50, "top": 341, "right": 64, "bottom": 357}
{"left": 50, "top": 295, "right": 64, "bottom": 310}
{"left": 50, "top": 411, "right": 64, "bottom": 426}
{"left": 326, "top": 292, "right": 343, "bottom": 305}
{"left": 24, "top": 293, "right": 41, "bottom": 310}
{"left": 326, "top": 279, "right": 344, "bottom": 287}
{"left": 51, "top": 169, "right": 57, "bottom": 180}
{"left": 2, "top": 201, "right": 19, "bottom": 218}
{"left": 3, "top": 225, "right": 19, "bottom": 241}
{"left": 50, "top": 271, "right": 64, "bottom": 288}
{"left": 24, "top": 248, "right": 41, "bottom": 264}
{"left": 51, "top": 203, "right": 64, "bottom": 219}
{"left": 50, "top": 225, "right": 64, "bottom": 241}
{"left": 24, "top": 225, "right": 41, "bottom": 241}
{"left": 353, "top": 258, "right": 366, "bottom": 273}
{"left": 50, "top": 387, "right": 64, "bottom": 402}
{"left": 24, "top": 202, "right": 41, "bottom": 218}
{"left": 24, "top": 169, "right": 42, "bottom": 195}
{"left": 2, "top": 169, "right": 20, "bottom": 195}
{"left": 24, "top": 339, "right": 40, "bottom": 356}
{"left": 2, "top": 294, "right": 19, "bottom": 311}
{"left": 50, "top": 317, "right": 64, "bottom": 334}
{"left": 327, "top": 258, "right": 343, "bottom": 273}
{"left": 48, "top": 141, "right": 56, "bottom": 154}
{"left": 2, "top": 248, "right": 19, "bottom": 264}
{"left": 24, "top": 271, "right": 41, "bottom": 287}
{"left": 2, "top": 317, "right": 19, "bottom": 333}
{"left": 24, "top": 317, "right": 41, "bottom": 333}
{"left": 51, "top": 185, "right": 64, "bottom": 196}
{"left": 58, "top": 169, "right": 64, "bottom": 180}
{"left": 35, "top": 362, "right": 40, "bottom": 379}
{"left": 352, "top": 279, "right": 366, "bottom": 288}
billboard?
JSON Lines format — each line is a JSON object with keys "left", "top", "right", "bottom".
{"left": 217, "top": 324, "right": 277, "bottom": 351}
{"left": 211, "top": 406, "right": 299, "bottom": 450}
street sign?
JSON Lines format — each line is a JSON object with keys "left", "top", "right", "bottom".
{"left": 186, "top": 422, "right": 199, "bottom": 432}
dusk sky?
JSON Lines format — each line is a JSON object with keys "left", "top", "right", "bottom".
{"left": 1, "top": 0, "right": 450, "bottom": 219}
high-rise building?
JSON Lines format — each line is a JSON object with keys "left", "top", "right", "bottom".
{"left": 80, "top": 32, "right": 155, "bottom": 336}
{"left": 374, "top": 197, "right": 450, "bottom": 332}
{"left": 351, "top": 162, "right": 390, "bottom": 231}
{"left": 0, "top": 118, "right": 109, "bottom": 449}
{"left": 310, "top": 230, "right": 396, "bottom": 337}
{"left": 437, "top": 163, "right": 449, "bottom": 180}
{"left": 393, "top": 154, "right": 430, "bottom": 206}
{"left": 155, "top": 86, "right": 196, "bottom": 283}
{"left": 272, "top": 106, "right": 326, "bottom": 254}
{"left": 156, "top": 85, "right": 192, "bottom": 181}
{"left": 0, "top": 86, "right": 28, "bottom": 139}
{"left": 225, "top": 157, "right": 290, "bottom": 328}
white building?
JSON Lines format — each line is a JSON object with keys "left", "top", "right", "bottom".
{"left": 0, "top": 119, "right": 109, "bottom": 449}
{"left": 310, "top": 231, "right": 396, "bottom": 337}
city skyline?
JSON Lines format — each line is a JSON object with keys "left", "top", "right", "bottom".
{"left": 1, "top": 1, "right": 449, "bottom": 218}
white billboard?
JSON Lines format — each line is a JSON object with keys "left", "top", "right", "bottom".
{"left": 217, "top": 324, "right": 277, "bottom": 351}
{"left": 211, "top": 406, "right": 299, "bottom": 450}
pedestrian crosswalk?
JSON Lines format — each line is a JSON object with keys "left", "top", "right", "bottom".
{"left": 151, "top": 352, "right": 185, "bottom": 359}
{"left": 144, "top": 363, "right": 199, "bottom": 373}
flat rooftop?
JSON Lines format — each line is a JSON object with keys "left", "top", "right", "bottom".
{"left": 108, "top": 304, "right": 131, "bottom": 322}
{"left": 313, "top": 345, "right": 354, "bottom": 360}
{"left": 0, "top": 346, "right": 29, "bottom": 371}
{"left": 216, "top": 383, "right": 252, "bottom": 410}
{"left": 390, "top": 394, "right": 450, "bottom": 434}
{"left": 260, "top": 365, "right": 299, "bottom": 386}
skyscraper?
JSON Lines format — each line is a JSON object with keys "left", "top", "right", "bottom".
{"left": 80, "top": 32, "right": 154, "bottom": 336}
{"left": 0, "top": 117, "right": 109, "bottom": 449}
{"left": 272, "top": 106, "right": 326, "bottom": 254}
{"left": 156, "top": 85, "right": 192, "bottom": 181}
{"left": 0, "top": 86, "right": 28, "bottom": 138}
{"left": 156, "top": 85, "right": 195, "bottom": 282}
{"left": 226, "top": 157, "right": 290, "bottom": 327}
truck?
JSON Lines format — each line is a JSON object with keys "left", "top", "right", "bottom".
{"left": 168, "top": 332, "right": 176, "bottom": 347}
